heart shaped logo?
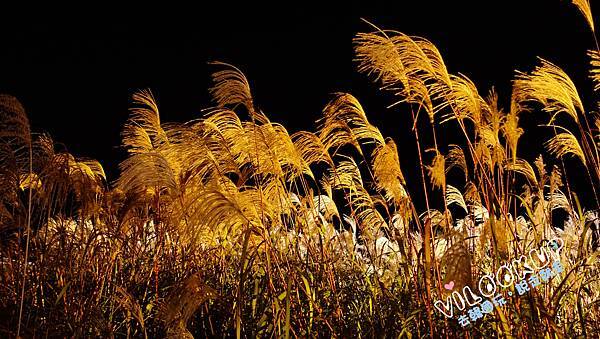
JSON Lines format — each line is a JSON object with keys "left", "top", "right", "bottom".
{"left": 444, "top": 281, "right": 455, "bottom": 290}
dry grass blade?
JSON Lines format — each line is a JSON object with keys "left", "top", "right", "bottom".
{"left": 445, "top": 145, "right": 468, "bottom": 180}
{"left": 209, "top": 62, "right": 254, "bottom": 114}
{"left": 588, "top": 50, "right": 600, "bottom": 91}
{"left": 445, "top": 185, "right": 467, "bottom": 213}
{"left": 505, "top": 158, "right": 538, "bottom": 186}
{"left": 545, "top": 131, "right": 587, "bottom": 165}
{"left": 513, "top": 58, "right": 583, "bottom": 123}
{"left": 123, "top": 89, "right": 169, "bottom": 153}
{"left": 116, "top": 152, "right": 178, "bottom": 195}
{"left": 0, "top": 95, "right": 31, "bottom": 146}
{"left": 160, "top": 273, "right": 219, "bottom": 338}
{"left": 439, "top": 74, "right": 487, "bottom": 125}
{"left": 372, "top": 139, "right": 407, "bottom": 205}
{"left": 427, "top": 150, "right": 445, "bottom": 190}
{"left": 354, "top": 31, "right": 409, "bottom": 90}
{"left": 114, "top": 286, "right": 146, "bottom": 336}
{"left": 502, "top": 111, "right": 524, "bottom": 161}
{"left": 354, "top": 27, "right": 447, "bottom": 121}
{"left": 292, "top": 131, "right": 334, "bottom": 167}
{"left": 572, "top": 0, "right": 595, "bottom": 32}
{"left": 4, "top": 8, "right": 600, "bottom": 336}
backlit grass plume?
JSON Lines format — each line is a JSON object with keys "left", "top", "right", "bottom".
{"left": 2, "top": 1, "right": 600, "bottom": 338}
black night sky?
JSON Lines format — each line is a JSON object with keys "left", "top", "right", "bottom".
{"left": 1, "top": 1, "right": 597, "bottom": 209}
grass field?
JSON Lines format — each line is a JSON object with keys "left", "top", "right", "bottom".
{"left": 1, "top": 1, "right": 600, "bottom": 337}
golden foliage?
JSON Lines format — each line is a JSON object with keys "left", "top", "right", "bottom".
{"left": 427, "top": 150, "right": 445, "bottom": 190}
{"left": 329, "top": 157, "right": 364, "bottom": 191}
{"left": 292, "top": 131, "right": 333, "bottom": 167}
{"left": 123, "top": 89, "right": 169, "bottom": 153}
{"left": 160, "top": 273, "right": 218, "bottom": 338}
{"left": 572, "top": 0, "right": 595, "bottom": 32}
{"left": 209, "top": 62, "right": 254, "bottom": 114}
{"left": 5, "top": 6, "right": 600, "bottom": 335}
{"left": 313, "top": 194, "right": 340, "bottom": 220}
{"left": 354, "top": 28, "right": 450, "bottom": 121}
{"left": 354, "top": 30, "right": 409, "bottom": 90}
{"left": 445, "top": 144, "right": 468, "bottom": 180}
{"left": 439, "top": 74, "right": 488, "bottom": 125}
{"left": 502, "top": 111, "right": 524, "bottom": 161}
{"left": 445, "top": 185, "right": 467, "bottom": 213}
{"left": 513, "top": 58, "right": 583, "bottom": 123}
{"left": 588, "top": 50, "right": 600, "bottom": 91}
{"left": 545, "top": 131, "right": 587, "bottom": 165}
{"left": 463, "top": 181, "right": 481, "bottom": 205}
{"left": 19, "top": 173, "right": 41, "bottom": 191}
{"left": 372, "top": 139, "right": 407, "bottom": 205}
{"left": 117, "top": 152, "right": 177, "bottom": 196}
{"left": 318, "top": 93, "right": 384, "bottom": 156}
{"left": 505, "top": 158, "right": 538, "bottom": 186}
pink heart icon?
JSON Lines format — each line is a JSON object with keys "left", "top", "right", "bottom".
{"left": 444, "top": 281, "right": 455, "bottom": 290}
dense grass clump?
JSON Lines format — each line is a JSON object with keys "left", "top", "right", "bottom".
{"left": 2, "top": 2, "right": 600, "bottom": 337}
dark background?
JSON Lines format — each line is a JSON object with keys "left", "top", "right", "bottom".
{"left": 1, "top": 1, "right": 598, "bottom": 211}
